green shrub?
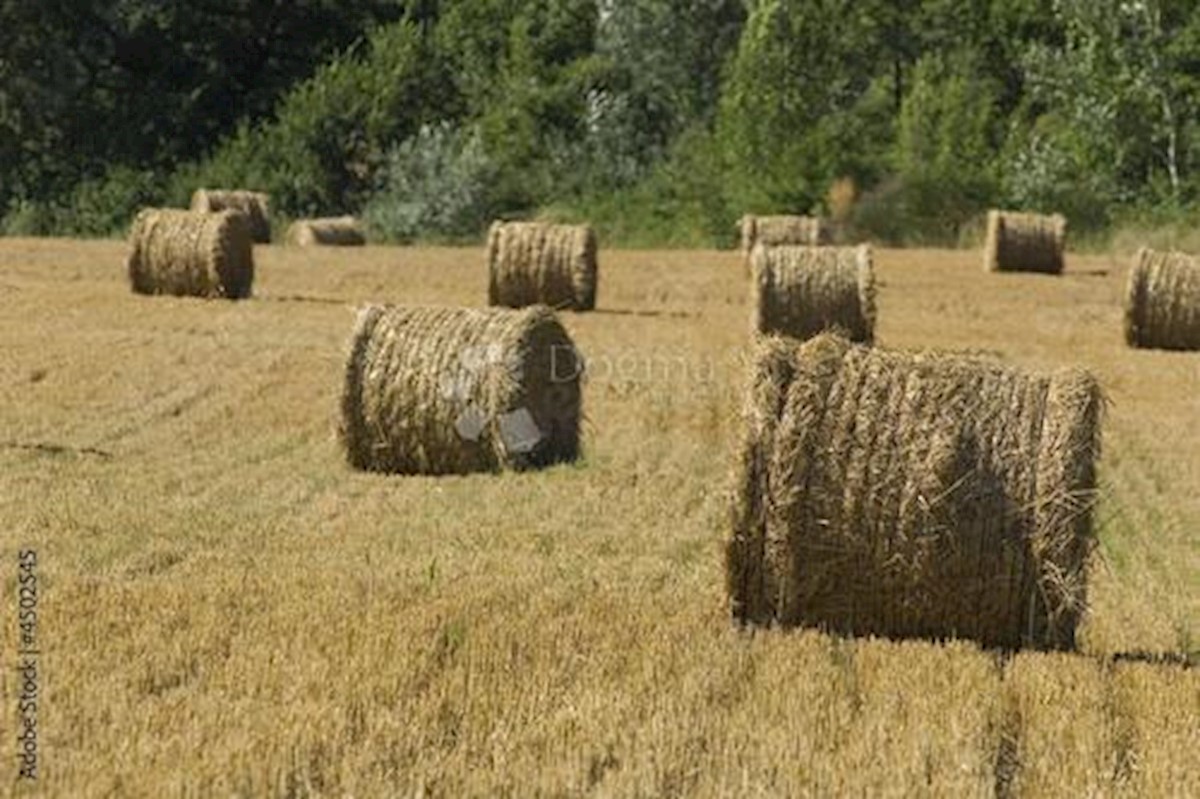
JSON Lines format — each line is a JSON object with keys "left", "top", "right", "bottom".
{"left": 363, "top": 123, "right": 497, "bottom": 244}
{"left": 2, "top": 200, "right": 58, "bottom": 237}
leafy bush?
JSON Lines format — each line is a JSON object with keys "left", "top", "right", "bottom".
{"left": 2, "top": 200, "right": 58, "bottom": 237}
{"left": 363, "top": 123, "right": 497, "bottom": 244}
{"left": 3, "top": 167, "right": 161, "bottom": 238}
{"left": 59, "top": 167, "right": 164, "bottom": 237}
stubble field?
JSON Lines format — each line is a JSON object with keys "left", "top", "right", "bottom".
{"left": 0, "top": 238, "right": 1196, "bottom": 796}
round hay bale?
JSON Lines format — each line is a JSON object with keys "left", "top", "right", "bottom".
{"left": 740, "top": 214, "right": 832, "bottom": 256}
{"left": 726, "top": 333, "right": 1103, "bottom": 651}
{"left": 1124, "top": 248, "right": 1200, "bottom": 351}
{"left": 190, "top": 189, "right": 272, "bottom": 243}
{"left": 983, "top": 210, "right": 1066, "bottom": 274}
{"left": 126, "top": 208, "right": 254, "bottom": 299}
{"left": 486, "top": 222, "right": 597, "bottom": 311}
{"left": 286, "top": 216, "right": 366, "bottom": 247}
{"left": 339, "top": 304, "right": 583, "bottom": 475}
{"left": 750, "top": 244, "right": 875, "bottom": 343}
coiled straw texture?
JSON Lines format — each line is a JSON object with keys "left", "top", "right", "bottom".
{"left": 727, "top": 333, "right": 1103, "bottom": 651}
{"left": 340, "top": 304, "right": 583, "bottom": 475}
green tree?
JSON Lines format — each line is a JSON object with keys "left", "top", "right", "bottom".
{"left": 716, "top": 0, "right": 892, "bottom": 215}
{"left": 183, "top": 19, "right": 440, "bottom": 216}
{"left": 1005, "top": 0, "right": 1197, "bottom": 225}
{"left": 583, "top": 0, "right": 744, "bottom": 186}
{"left": 0, "top": 0, "right": 403, "bottom": 210}
{"left": 437, "top": 0, "right": 600, "bottom": 211}
{"left": 893, "top": 51, "right": 1001, "bottom": 242}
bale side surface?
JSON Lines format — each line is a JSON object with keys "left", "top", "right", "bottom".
{"left": 1123, "top": 248, "right": 1200, "bottom": 350}
{"left": 983, "top": 210, "right": 1066, "bottom": 274}
{"left": 286, "top": 217, "right": 366, "bottom": 247}
{"left": 740, "top": 215, "right": 832, "bottom": 255}
{"left": 339, "top": 304, "right": 582, "bottom": 475}
{"left": 126, "top": 208, "right": 254, "bottom": 299}
{"left": 726, "top": 333, "right": 1102, "bottom": 650}
{"left": 191, "top": 189, "right": 272, "bottom": 243}
{"left": 750, "top": 244, "right": 875, "bottom": 343}
{"left": 487, "top": 222, "right": 598, "bottom": 311}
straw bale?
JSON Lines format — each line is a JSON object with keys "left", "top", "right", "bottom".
{"left": 286, "top": 216, "right": 366, "bottom": 247}
{"left": 339, "top": 304, "right": 583, "bottom": 475}
{"left": 191, "top": 189, "right": 272, "bottom": 243}
{"left": 740, "top": 215, "right": 832, "bottom": 255}
{"left": 1123, "top": 248, "right": 1200, "bottom": 350}
{"left": 727, "top": 333, "right": 1103, "bottom": 650}
{"left": 983, "top": 210, "right": 1066, "bottom": 273}
{"left": 487, "top": 222, "right": 597, "bottom": 311}
{"left": 126, "top": 208, "right": 254, "bottom": 299}
{"left": 751, "top": 244, "right": 875, "bottom": 343}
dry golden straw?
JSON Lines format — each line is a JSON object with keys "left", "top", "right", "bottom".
{"left": 751, "top": 244, "right": 876, "bottom": 343}
{"left": 486, "top": 222, "right": 597, "bottom": 311}
{"left": 1124, "top": 248, "right": 1200, "bottom": 351}
{"left": 190, "top": 189, "right": 272, "bottom": 243}
{"left": 727, "top": 333, "right": 1103, "bottom": 651}
{"left": 740, "top": 215, "right": 832, "bottom": 255}
{"left": 126, "top": 208, "right": 254, "bottom": 299}
{"left": 339, "top": 304, "right": 583, "bottom": 475}
{"left": 286, "top": 217, "right": 366, "bottom": 247}
{"left": 983, "top": 210, "right": 1066, "bottom": 273}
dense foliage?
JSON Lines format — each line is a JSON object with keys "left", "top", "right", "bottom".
{"left": 3, "top": 0, "right": 1200, "bottom": 245}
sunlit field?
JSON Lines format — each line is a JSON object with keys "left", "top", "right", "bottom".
{"left": 1, "top": 238, "right": 1196, "bottom": 796}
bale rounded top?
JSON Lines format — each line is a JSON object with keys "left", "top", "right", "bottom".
{"left": 126, "top": 207, "right": 254, "bottom": 299}
{"left": 339, "top": 303, "right": 583, "bottom": 475}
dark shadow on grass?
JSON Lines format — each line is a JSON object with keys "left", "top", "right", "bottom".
{"left": 0, "top": 441, "right": 113, "bottom": 459}
{"left": 258, "top": 294, "right": 348, "bottom": 305}
{"left": 591, "top": 307, "right": 695, "bottom": 319}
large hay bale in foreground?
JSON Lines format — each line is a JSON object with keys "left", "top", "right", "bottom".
{"left": 751, "top": 244, "right": 875, "bottom": 343}
{"left": 286, "top": 216, "right": 366, "bottom": 247}
{"left": 487, "top": 222, "right": 597, "bottom": 311}
{"left": 126, "top": 208, "right": 254, "bottom": 299}
{"left": 740, "top": 215, "right": 832, "bottom": 255}
{"left": 727, "top": 333, "right": 1103, "bottom": 651}
{"left": 340, "top": 304, "right": 583, "bottom": 475}
{"left": 983, "top": 210, "right": 1066, "bottom": 273}
{"left": 190, "top": 189, "right": 272, "bottom": 243}
{"left": 1124, "top": 248, "right": 1200, "bottom": 351}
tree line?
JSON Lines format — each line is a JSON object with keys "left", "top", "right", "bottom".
{"left": 2, "top": 0, "right": 1198, "bottom": 246}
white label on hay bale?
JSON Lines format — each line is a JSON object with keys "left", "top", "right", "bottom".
{"left": 499, "top": 409, "right": 543, "bottom": 454}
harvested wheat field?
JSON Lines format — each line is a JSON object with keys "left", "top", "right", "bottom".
{"left": 0, "top": 238, "right": 1196, "bottom": 796}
